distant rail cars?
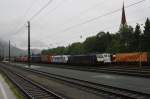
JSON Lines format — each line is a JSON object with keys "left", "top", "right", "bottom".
{"left": 15, "top": 56, "right": 28, "bottom": 62}
{"left": 13, "top": 52, "right": 150, "bottom": 66}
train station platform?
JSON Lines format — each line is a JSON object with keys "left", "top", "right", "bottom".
{"left": 10, "top": 63, "right": 150, "bottom": 95}
{"left": 0, "top": 74, "right": 16, "bottom": 99}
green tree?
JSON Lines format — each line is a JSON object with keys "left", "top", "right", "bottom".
{"left": 67, "top": 42, "right": 84, "bottom": 55}
{"left": 131, "top": 24, "right": 142, "bottom": 51}
{"left": 119, "top": 25, "right": 134, "bottom": 52}
{"left": 42, "top": 46, "right": 67, "bottom": 55}
{"left": 83, "top": 36, "right": 98, "bottom": 53}
{"left": 106, "top": 33, "right": 124, "bottom": 53}
{"left": 96, "top": 32, "right": 112, "bottom": 52}
{"left": 143, "top": 18, "right": 150, "bottom": 51}
{"left": 83, "top": 31, "right": 112, "bottom": 53}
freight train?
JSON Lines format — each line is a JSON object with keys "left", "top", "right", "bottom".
{"left": 14, "top": 52, "right": 150, "bottom": 66}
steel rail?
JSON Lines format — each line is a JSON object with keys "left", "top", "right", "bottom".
{"left": 7, "top": 64, "right": 150, "bottom": 99}
{"left": 0, "top": 65, "right": 65, "bottom": 99}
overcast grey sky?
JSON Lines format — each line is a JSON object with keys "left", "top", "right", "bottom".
{"left": 0, "top": 0, "right": 150, "bottom": 49}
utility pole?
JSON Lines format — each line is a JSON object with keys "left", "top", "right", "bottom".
{"left": 9, "top": 40, "right": 10, "bottom": 63}
{"left": 139, "top": 35, "right": 142, "bottom": 71}
{"left": 1, "top": 45, "right": 4, "bottom": 60}
{"left": 2, "top": 46, "right": 4, "bottom": 60}
{"left": 139, "top": 24, "right": 143, "bottom": 71}
{"left": 0, "top": 48, "right": 1, "bottom": 61}
{"left": 28, "top": 21, "right": 31, "bottom": 67}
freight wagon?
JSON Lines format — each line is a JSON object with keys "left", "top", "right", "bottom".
{"left": 68, "top": 54, "right": 97, "bottom": 65}
{"left": 14, "top": 52, "right": 150, "bottom": 66}
{"left": 51, "top": 55, "right": 69, "bottom": 64}
{"left": 112, "top": 52, "right": 150, "bottom": 65}
{"left": 31, "top": 55, "right": 41, "bottom": 63}
{"left": 41, "top": 55, "right": 52, "bottom": 63}
{"left": 14, "top": 56, "right": 28, "bottom": 62}
{"left": 67, "top": 53, "right": 111, "bottom": 65}
{"left": 112, "top": 52, "right": 148, "bottom": 62}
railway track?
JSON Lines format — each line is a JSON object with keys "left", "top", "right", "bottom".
{"left": 54, "top": 65, "right": 150, "bottom": 78}
{"left": 10, "top": 62, "right": 150, "bottom": 77}
{"left": 0, "top": 65, "right": 65, "bottom": 99}
{"left": 29, "top": 63, "right": 150, "bottom": 78}
{"left": 71, "top": 67, "right": 150, "bottom": 78}
{"left": 5, "top": 63, "right": 150, "bottom": 99}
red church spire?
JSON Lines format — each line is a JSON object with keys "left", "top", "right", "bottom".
{"left": 121, "top": 2, "right": 127, "bottom": 27}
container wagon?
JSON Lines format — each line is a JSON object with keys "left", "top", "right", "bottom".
{"left": 67, "top": 54, "right": 97, "bottom": 65}
{"left": 112, "top": 52, "right": 148, "bottom": 65}
{"left": 31, "top": 55, "right": 41, "bottom": 63}
{"left": 41, "top": 54, "right": 52, "bottom": 63}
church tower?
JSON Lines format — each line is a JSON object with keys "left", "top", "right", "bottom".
{"left": 120, "top": 2, "right": 127, "bottom": 28}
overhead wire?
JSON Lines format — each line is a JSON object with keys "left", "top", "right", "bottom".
{"left": 22, "top": 0, "right": 39, "bottom": 21}
{"left": 42, "top": 0, "right": 147, "bottom": 41}
{"left": 11, "top": 0, "right": 54, "bottom": 37}
{"left": 42, "top": 0, "right": 149, "bottom": 48}
{"left": 13, "top": 24, "right": 26, "bottom": 35}
{"left": 29, "top": 0, "right": 53, "bottom": 21}
{"left": 43, "top": 15, "right": 149, "bottom": 46}
{"left": 58, "top": 0, "right": 146, "bottom": 33}
{"left": 46, "top": 0, "right": 66, "bottom": 15}
{"left": 11, "top": 0, "right": 115, "bottom": 37}
{"left": 11, "top": 0, "right": 40, "bottom": 37}
{"left": 101, "top": 16, "right": 149, "bottom": 32}
{"left": 11, "top": 0, "right": 68, "bottom": 49}
{"left": 50, "top": 17, "right": 149, "bottom": 48}
{"left": 31, "top": 0, "right": 66, "bottom": 27}
{"left": 80, "top": 0, "right": 106, "bottom": 14}
{"left": 11, "top": 0, "right": 148, "bottom": 49}
{"left": 56, "top": 0, "right": 107, "bottom": 27}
